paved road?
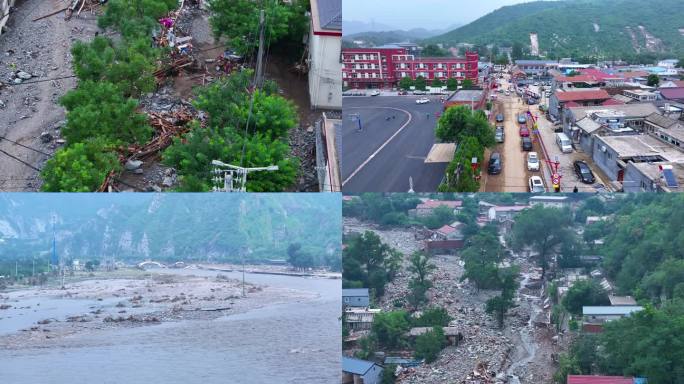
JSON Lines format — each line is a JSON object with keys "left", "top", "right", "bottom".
{"left": 342, "top": 96, "right": 447, "bottom": 192}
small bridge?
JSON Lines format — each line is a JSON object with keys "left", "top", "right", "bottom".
{"left": 137, "top": 261, "right": 167, "bottom": 269}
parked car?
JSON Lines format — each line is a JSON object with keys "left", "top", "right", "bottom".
{"left": 416, "top": 97, "right": 430, "bottom": 104}
{"left": 573, "top": 160, "right": 596, "bottom": 184}
{"left": 517, "top": 114, "right": 527, "bottom": 124}
{"left": 505, "top": 91, "right": 511, "bottom": 96}
{"left": 519, "top": 126, "right": 530, "bottom": 137}
{"left": 488, "top": 152, "right": 502, "bottom": 175}
{"left": 556, "top": 132, "right": 573, "bottom": 153}
{"left": 496, "top": 114, "right": 504, "bottom": 122}
{"left": 521, "top": 136, "right": 533, "bottom": 151}
{"left": 398, "top": 90, "right": 408, "bottom": 95}
{"left": 370, "top": 90, "right": 380, "bottom": 96}
{"left": 527, "top": 152, "right": 540, "bottom": 171}
{"left": 413, "top": 90, "right": 426, "bottom": 95}
{"left": 528, "top": 176, "right": 545, "bottom": 193}
{"left": 495, "top": 126, "right": 505, "bottom": 143}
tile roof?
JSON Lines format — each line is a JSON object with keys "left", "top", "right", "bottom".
{"left": 417, "top": 200, "right": 463, "bottom": 209}
{"left": 343, "top": 288, "right": 369, "bottom": 297}
{"left": 342, "top": 357, "right": 377, "bottom": 375}
{"left": 437, "top": 225, "right": 457, "bottom": 235}
{"left": 312, "top": 0, "right": 341, "bottom": 32}
{"left": 555, "top": 74, "right": 599, "bottom": 83}
{"left": 556, "top": 89, "right": 611, "bottom": 102}
{"left": 645, "top": 112, "right": 678, "bottom": 129}
{"left": 567, "top": 375, "right": 634, "bottom": 384}
{"left": 575, "top": 117, "right": 602, "bottom": 134}
{"left": 660, "top": 87, "right": 684, "bottom": 100}
{"left": 601, "top": 98, "right": 625, "bottom": 106}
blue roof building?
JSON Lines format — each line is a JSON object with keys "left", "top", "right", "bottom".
{"left": 342, "top": 357, "right": 383, "bottom": 384}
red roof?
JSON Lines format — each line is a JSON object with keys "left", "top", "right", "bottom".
{"left": 601, "top": 98, "right": 625, "bottom": 106}
{"left": 579, "top": 68, "right": 622, "bottom": 81}
{"left": 565, "top": 101, "right": 581, "bottom": 108}
{"left": 660, "top": 87, "right": 684, "bottom": 100}
{"left": 417, "top": 200, "right": 462, "bottom": 209}
{"left": 567, "top": 375, "right": 633, "bottom": 384}
{"left": 436, "top": 225, "right": 457, "bottom": 235}
{"left": 672, "top": 80, "right": 684, "bottom": 87}
{"left": 556, "top": 89, "right": 611, "bottom": 102}
{"left": 555, "top": 74, "right": 598, "bottom": 83}
{"left": 619, "top": 71, "right": 649, "bottom": 79}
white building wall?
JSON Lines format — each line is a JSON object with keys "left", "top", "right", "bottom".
{"left": 308, "top": 32, "right": 341, "bottom": 110}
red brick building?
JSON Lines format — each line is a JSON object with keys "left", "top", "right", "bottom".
{"left": 342, "top": 47, "right": 478, "bottom": 89}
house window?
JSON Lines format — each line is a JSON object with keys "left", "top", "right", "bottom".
{"left": 362, "top": 54, "right": 367, "bottom": 60}
{"left": 354, "top": 54, "right": 359, "bottom": 60}
{"left": 344, "top": 297, "right": 349, "bottom": 303}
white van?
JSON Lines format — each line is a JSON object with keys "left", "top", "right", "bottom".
{"left": 556, "top": 132, "right": 572, "bottom": 153}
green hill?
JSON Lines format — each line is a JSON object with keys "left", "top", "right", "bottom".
{"left": 427, "top": 0, "right": 684, "bottom": 60}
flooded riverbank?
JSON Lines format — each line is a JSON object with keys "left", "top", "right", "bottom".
{"left": 0, "top": 268, "right": 341, "bottom": 383}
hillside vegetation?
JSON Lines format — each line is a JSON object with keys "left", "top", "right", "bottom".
{"left": 427, "top": 0, "right": 684, "bottom": 60}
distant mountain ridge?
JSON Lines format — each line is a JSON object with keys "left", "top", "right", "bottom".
{"left": 343, "top": 21, "right": 463, "bottom": 47}
{"left": 427, "top": 0, "right": 684, "bottom": 58}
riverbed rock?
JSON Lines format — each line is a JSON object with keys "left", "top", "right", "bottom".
{"left": 125, "top": 159, "right": 143, "bottom": 171}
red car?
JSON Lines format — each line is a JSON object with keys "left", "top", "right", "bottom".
{"left": 519, "top": 126, "right": 530, "bottom": 137}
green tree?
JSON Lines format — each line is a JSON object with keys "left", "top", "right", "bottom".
{"left": 287, "top": 243, "right": 314, "bottom": 269}
{"left": 59, "top": 80, "right": 152, "bottom": 145}
{"left": 510, "top": 205, "right": 574, "bottom": 278}
{"left": 486, "top": 292, "right": 515, "bottom": 328}
{"left": 372, "top": 310, "right": 411, "bottom": 349}
{"left": 71, "top": 36, "right": 158, "bottom": 97}
{"left": 208, "top": 0, "right": 306, "bottom": 56}
{"left": 414, "top": 76, "right": 427, "bottom": 91}
{"left": 422, "top": 44, "right": 448, "bottom": 57}
{"left": 431, "top": 78, "right": 443, "bottom": 87}
{"left": 460, "top": 231, "right": 505, "bottom": 290}
{"left": 440, "top": 136, "right": 484, "bottom": 192}
{"left": 342, "top": 231, "right": 402, "bottom": 298}
{"left": 436, "top": 105, "right": 495, "bottom": 147}
{"left": 647, "top": 74, "right": 660, "bottom": 87}
{"left": 412, "top": 307, "right": 452, "bottom": 327}
{"left": 41, "top": 140, "right": 121, "bottom": 192}
{"left": 639, "top": 259, "right": 684, "bottom": 301}
{"left": 382, "top": 364, "right": 397, "bottom": 384}
{"left": 414, "top": 326, "right": 446, "bottom": 363}
{"left": 562, "top": 279, "right": 610, "bottom": 315}
{"left": 163, "top": 126, "right": 297, "bottom": 192}
{"left": 98, "top": 0, "right": 178, "bottom": 39}
{"left": 446, "top": 77, "right": 458, "bottom": 91}
{"left": 399, "top": 76, "right": 414, "bottom": 91}
{"left": 407, "top": 252, "right": 436, "bottom": 308}
{"left": 461, "top": 79, "right": 473, "bottom": 89}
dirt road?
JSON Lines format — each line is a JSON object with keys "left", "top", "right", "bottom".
{"left": 0, "top": 0, "right": 99, "bottom": 191}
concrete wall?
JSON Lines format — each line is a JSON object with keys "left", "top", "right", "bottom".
{"left": 592, "top": 137, "right": 621, "bottom": 181}
{"left": 342, "top": 295, "right": 369, "bottom": 307}
{"left": 623, "top": 162, "right": 655, "bottom": 192}
{"left": 0, "top": 0, "right": 15, "bottom": 37}
{"left": 308, "top": 32, "right": 342, "bottom": 110}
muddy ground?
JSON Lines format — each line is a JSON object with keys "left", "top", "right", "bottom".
{"left": 343, "top": 217, "right": 560, "bottom": 383}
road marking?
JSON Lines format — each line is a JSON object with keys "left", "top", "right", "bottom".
{"left": 342, "top": 107, "right": 413, "bottom": 187}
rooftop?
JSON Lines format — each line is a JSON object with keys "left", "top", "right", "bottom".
{"left": 568, "top": 103, "right": 659, "bottom": 119}
{"left": 311, "top": 0, "right": 341, "bottom": 32}
{"left": 660, "top": 87, "right": 684, "bottom": 100}
{"left": 417, "top": 200, "right": 463, "bottom": 209}
{"left": 575, "top": 117, "right": 602, "bottom": 134}
{"left": 436, "top": 224, "right": 457, "bottom": 235}
{"left": 597, "top": 135, "right": 684, "bottom": 161}
{"left": 342, "top": 357, "right": 377, "bottom": 375}
{"left": 342, "top": 288, "right": 369, "bottom": 297}
{"left": 530, "top": 195, "right": 570, "bottom": 202}
{"left": 515, "top": 60, "right": 558, "bottom": 65}
{"left": 446, "top": 89, "right": 485, "bottom": 103}
{"left": 608, "top": 295, "right": 637, "bottom": 306}
{"left": 556, "top": 89, "right": 611, "bottom": 102}
{"left": 583, "top": 306, "right": 643, "bottom": 316}
{"left": 645, "top": 112, "right": 678, "bottom": 129}
{"left": 567, "top": 375, "right": 634, "bottom": 384}
{"left": 630, "top": 162, "right": 684, "bottom": 192}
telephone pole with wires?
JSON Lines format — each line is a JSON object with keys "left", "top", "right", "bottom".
{"left": 254, "top": 9, "right": 266, "bottom": 89}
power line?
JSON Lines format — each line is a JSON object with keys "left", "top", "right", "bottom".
{"left": 3, "top": 74, "right": 77, "bottom": 87}
{"left": 0, "top": 136, "right": 51, "bottom": 156}
{"left": 0, "top": 148, "right": 41, "bottom": 172}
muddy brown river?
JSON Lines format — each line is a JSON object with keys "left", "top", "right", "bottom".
{"left": 0, "top": 268, "right": 341, "bottom": 384}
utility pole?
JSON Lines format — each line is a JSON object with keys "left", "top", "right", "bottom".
{"left": 254, "top": 9, "right": 266, "bottom": 89}
{"left": 211, "top": 160, "right": 278, "bottom": 192}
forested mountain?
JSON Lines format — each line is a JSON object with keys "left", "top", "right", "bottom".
{"left": 427, "top": 0, "right": 684, "bottom": 60}
{"left": 0, "top": 194, "right": 340, "bottom": 265}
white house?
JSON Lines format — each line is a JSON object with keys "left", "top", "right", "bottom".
{"left": 308, "top": 0, "right": 341, "bottom": 110}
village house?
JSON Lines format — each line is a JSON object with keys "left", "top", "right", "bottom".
{"left": 342, "top": 288, "right": 369, "bottom": 308}
{"left": 608, "top": 295, "right": 637, "bottom": 306}
{"left": 567, "top": 375, "right": 638, "bottom": 384}
{"left": 529, "top": 195, "right": 570, "bottom": 209}
{"left": 658, "top": 87, "right": 684, "bottom": 103}
{"left": 410, "top": 200, "right": 462, "bottom": 217}
{"left": 549, "top": 89, "right": 612, "bottom": 119}
{"left": 487, "top": 205, "right": 529, "bottom": 222}
{"left": 582, "top": 305, "right": 643, "bottom": 333}
{"left": 407, "top": 327, "right": 464, "bottom": 346}
{"left": 344, "top": 307, "right": 380, "bottom": 331}
{"left": 342, "top": 357, "right": 383, "bottom": 384}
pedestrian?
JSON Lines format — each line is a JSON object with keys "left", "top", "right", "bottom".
{"left": 427, "top": 113, "right": 430, "bottom": 119}
{"left": 573, "top": 186, "right": 579, "bottom": 193}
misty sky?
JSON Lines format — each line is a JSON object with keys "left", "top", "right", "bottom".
{"left": 344, "top": 0, "right": 544, "bottom": 30}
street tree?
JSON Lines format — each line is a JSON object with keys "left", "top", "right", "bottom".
{"left": 342, "top": 231, "right": 403, "bottom": 298}
{"left": 372, "top": 310, "right": 411, "bottom": 349}
{"left": 461, "top": 79, "right": 473, "bottom": 89}
{"left": 446, "top": 77, "right": 458, "bottom": 91}
{"left": 436, "top": 105, "right": 495, "bottom": 147}
{"left": 399, "top": 76, "right": 414, "bottom": 91}
{"left": 431, "top": 78, "right": 443, "bottom": 88}
{"left": 414, "top": 76, "right": 427, "bottom": 91}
